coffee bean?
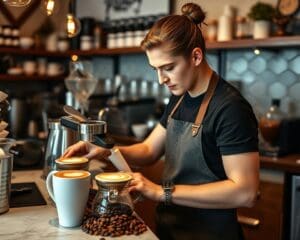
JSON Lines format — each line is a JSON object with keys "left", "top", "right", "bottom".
{"left": 81, "top": 207, "right": 147, "bottom": 237}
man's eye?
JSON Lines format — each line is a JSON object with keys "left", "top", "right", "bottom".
{"left": 164, "top": 66, "right": 174, "bottom": 71}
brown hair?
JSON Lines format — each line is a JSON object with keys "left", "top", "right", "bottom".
{"left": 141, "top": 3, "right": 206, "bottom": 57}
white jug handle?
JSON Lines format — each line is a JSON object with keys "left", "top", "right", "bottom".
{"left": 46, "top": 170, "right": 58, "bottom": 202}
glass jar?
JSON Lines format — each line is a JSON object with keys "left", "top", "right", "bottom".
{"left": 259, "top": 99, "right": 284, "bottom": 158}
{"left": 92, "top": 172, "right": 134, "bottom": 216}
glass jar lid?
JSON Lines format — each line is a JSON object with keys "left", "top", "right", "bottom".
{"left": 55, "top": 157, "right": 89, "bottom": 170}
{"left": 95, "top": 172, "right": 132, "bottom": 183}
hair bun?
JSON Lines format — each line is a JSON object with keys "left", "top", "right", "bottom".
{"left": 181, "top": 3, "right": 206, "bottom": 25}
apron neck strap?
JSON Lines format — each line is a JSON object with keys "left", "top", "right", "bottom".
{"left": 167, "top": 71, "right": 219, "bottom": 137}
{"left": 192, "top": 71, "right": 219, "bottom": 137}
{"left": 167, "top": 95, "right": 184, "bottom": 124}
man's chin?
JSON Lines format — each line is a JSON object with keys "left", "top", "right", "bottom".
{"left": 170, "top": 89, "right": 185, "bottom": 96}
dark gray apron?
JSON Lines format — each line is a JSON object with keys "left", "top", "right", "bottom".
{"left": 156, "top": 72, "right": 243, "bottom": 240}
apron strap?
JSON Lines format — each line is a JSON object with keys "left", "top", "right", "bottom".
{"left": 167, "top": 95, "right": 184, "bottom": 124}
{"left": 192, "top": 71, "right": 219, "bottom": 137}
{"left": 167, "top": 71, "right": 219, "bottom": 137}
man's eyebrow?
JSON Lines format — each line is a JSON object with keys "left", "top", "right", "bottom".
{"left": 149, "top": 62, "right": 174, "bottom": 69}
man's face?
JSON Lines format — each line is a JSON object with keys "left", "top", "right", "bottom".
{"left": 146, "top": 45, "right": 196, "bottom": 96}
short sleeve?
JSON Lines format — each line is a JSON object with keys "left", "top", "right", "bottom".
{"left": 215, "top": 100, "right": 258, "bottom": 155}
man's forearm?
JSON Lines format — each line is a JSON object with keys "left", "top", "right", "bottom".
{"left": 118, "top": 143, "right": 157, "bottom": 167}
{"left": 171, "top": 179, "right": 258, "bottom": 209}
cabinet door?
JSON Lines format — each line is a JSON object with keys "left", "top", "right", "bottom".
{"left": 238, "top": 181, "right": 284, "bottom": 240}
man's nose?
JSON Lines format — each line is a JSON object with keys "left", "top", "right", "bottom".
{"left": 158, "top": 70, "right": 168, "bottom": 85}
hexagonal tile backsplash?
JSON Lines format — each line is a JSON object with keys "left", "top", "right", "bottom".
{"left": 93, "top": 48, "right": 300, "bottom": 118}
{"left": 226, "top": 49, "right": 300, "bottom": 117}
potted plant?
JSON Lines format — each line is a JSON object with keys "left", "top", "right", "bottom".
{"left": 248, "top": 2, "right": 275, "bottom": 39}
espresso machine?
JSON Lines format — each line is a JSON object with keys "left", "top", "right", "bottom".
{"left": 43, "top": 106, "right": 131, "bottom": 178}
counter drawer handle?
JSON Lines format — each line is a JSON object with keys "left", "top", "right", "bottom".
{"left": 238, "top": 215, "right": 260, "bottom": 227}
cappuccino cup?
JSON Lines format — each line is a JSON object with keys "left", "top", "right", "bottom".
{"left": 46, "top": 170, "right": 90, "bottom": 227}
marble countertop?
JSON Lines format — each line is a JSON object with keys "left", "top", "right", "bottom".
{"left": 0, "top": 169, "right": 158, "bottom": 240}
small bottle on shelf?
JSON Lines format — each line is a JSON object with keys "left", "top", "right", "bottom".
{"left": 133, "top": 17, "right": 145, "bottom": 47}
{"left": 93, "top": 22, "right": 104, "bottom": 49}
{"left": 107, "top": 21, "right": 117, "bottom": 49}
{"left": 115, "top": 20, "right": 126, "bottom": 48}
{"left": 235, "top": 16, "right": 247, "bottom": 39}
{"left": 124, "top": 18, "right": 135, "bottom": 48}
{"left": 206, "top": 19, "right": 218, "bottom": 42}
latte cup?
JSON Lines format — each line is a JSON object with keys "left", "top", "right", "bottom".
{"left": 46, "top": 170, "right": 91, "bottom": 227}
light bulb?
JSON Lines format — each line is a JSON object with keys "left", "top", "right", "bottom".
{"left": 44, "top": 0, "right": 55, "bottom": 16}
{"left": 3, "top": 0, "right": 31, "bottom": 7}
{"left": 66, "top": 14, "right": 81, "bottom": 38}
{"left": 254, "top": 48, "right": 261, "bottom": 55}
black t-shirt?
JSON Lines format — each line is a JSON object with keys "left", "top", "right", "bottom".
{"left": 160, "top": 77, "right": 258, "bottom": 179}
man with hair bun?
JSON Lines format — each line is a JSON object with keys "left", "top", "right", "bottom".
{"left": 63, "top": 3, "right": 259, "bottom": 239}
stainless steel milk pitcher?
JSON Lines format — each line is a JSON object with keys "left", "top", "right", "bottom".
{"left": 43, "top": 119, "right": 78, "bottom": 178}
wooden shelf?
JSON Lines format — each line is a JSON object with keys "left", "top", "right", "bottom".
{"left": 70, "top": 47, "right": 144, "bottom": 56}
{"left": 0, "top": 47, "right": 71, "bottom": 57}
{"left": 0, "top": 74, "right": 66, "bottom": 81}
{"left": 0, "top": 47, "right": 143, "bottom": 57}
{"left": 206, "top": 35, "right": 300, "bottom": 50}
{"left": 1, "top": 36, "right": 299, "bottom": 57}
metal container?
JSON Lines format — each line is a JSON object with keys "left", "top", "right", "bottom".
{"left": 0, "top": 138, "right": 16, "bottom": 214}
{"left": 79, "top": 120, "right": 106, "bottom": 142}
{"left": 43, "top": 119, "right": 78, "bottom": 178}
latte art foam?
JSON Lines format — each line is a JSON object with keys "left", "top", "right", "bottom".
{"left": 95, "top": 172, "right": 132, "bottom": 183}
{"left": 56, "top": 157, "right": 88, "bottom": 165}
{"left": 55, "top": 170, "right": 90, "bottom": 179}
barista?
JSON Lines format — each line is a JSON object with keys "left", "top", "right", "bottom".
{"left": 62, "top": 3, "right": 259, "bottom": 240}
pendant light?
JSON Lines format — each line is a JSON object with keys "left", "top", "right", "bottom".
{"left": 65, "top": 13, "right": 81, "bottom": 38}
{"left": 44, "top": 0, "right": 55, "bottom": 16}
{"left": 2, "top": 0, "right": 31, "bottom": 7}
{"left": 65, "top": 0, "right": 81, "bottom": 38}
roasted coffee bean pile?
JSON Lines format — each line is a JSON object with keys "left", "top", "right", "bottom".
{"left": 82, "top": 191, "right": 147, "bottom": 237}
{"left": 94, "top": 202, "right": 133, "bottom": 216}
{"left": 81, "top": 212, "right": 147, "bottom": 237}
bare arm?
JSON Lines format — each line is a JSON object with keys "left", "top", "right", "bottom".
{"left": 129, "top": 152, "right": 259, "bottom": 208}
{"left": 62, "top": 124, "right": 166, "bottom": 167}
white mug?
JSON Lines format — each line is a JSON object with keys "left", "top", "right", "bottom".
{"left": 46, "top": 170, "right": 91, "bottom": 228}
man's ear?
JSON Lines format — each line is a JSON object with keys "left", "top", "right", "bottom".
{"left": 191, "top": 48, "right": 203, "bottom": 66}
